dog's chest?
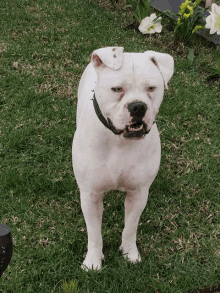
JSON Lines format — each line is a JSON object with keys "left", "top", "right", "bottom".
{"left": 93, "top": 144, "right": 155, "bottom": 192}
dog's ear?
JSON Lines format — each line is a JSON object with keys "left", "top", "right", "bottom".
{"left": 91, "top": 47, "right": 124, "bottom": 71}
{"left": 145, "top": 51, "right": 174, "bottom": 90}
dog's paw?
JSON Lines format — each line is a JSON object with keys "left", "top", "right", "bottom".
{"left": 81, "top": 253, "right": 104, "bottom": 271}
{"left": 119, "top": 244, "right": 141, "bottom": 263}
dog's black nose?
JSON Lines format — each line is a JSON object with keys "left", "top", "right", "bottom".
{"left": 128, "top": 102, "right": 148, "bottom": 119}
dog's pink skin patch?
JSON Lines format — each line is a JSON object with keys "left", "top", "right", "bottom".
{"left": 92, "top": 54, "right": 102, "bottom": 67}
{"left": 120, "top": 92, "right": 125, "bottom": 99}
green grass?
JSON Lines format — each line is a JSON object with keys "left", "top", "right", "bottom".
{"left": 0, "top": 0, "right": 220, "bottom": 292}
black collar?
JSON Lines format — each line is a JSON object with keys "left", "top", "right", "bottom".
{"left": 92, "top": 94, "right": 123, "bottom": 135}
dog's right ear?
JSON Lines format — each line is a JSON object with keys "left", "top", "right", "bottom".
{"left": 145, "top": 51, "right": 174, "bottom": 90}
{"left": 91, "top": 47, "right": 124, "bottom": 72}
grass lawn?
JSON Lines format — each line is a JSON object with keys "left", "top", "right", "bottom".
{"left": 0, "top": 0, "right": 220, "bottom": 292}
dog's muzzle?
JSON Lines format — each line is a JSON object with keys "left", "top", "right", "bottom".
{"left": 128, "top": 101, "right": 147, "bottom": 120}
{"left": 123, "top": 122, "right": 150, "bottom": 138}
{"left": 124, "top": 101, "right": 149, "bottom": 138}
{"left": 92, "top": 94, "right": 154, "bottom": 138}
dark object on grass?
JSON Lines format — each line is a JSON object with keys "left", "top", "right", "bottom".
{"left": 187, "top": 283, "right": 220, "bottom": 292}
{"left": 110, "top": 0, "right": 119, "bottom": 9}
{"left": 126, "top": 22, "right": 140, "bottom": 33}
{"left": 0, "top": 224, "right": 13, "bottom": 277}
{"left": 206, "top": 74, "right": 220, "bottom": 84}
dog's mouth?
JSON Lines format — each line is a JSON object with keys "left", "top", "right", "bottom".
{"left": 128, "top": 122, "right": 144, "bottom": 132}
{"left": 107, "top": 118, "right": 151, "bottom": 139}
{"left": 124, "top": 121, "right": 150, "bottom": 139}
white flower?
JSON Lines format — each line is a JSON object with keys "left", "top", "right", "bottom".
{"left": 138, "top": 13, "right": 162, "bottom": 34}
{"left": 205, "top": 3, "right": 220, "bottom": 35}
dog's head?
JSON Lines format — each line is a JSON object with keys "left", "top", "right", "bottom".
{"left": 91, "top": 47, "right": 174, "bottom": 139}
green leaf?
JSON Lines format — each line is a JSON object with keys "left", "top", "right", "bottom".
{"left": 208, "top": 68, "right": 220, "bottom": 75}
{"left": 187, "top": 48, "right": 195, "bottom": 63}
{"left": 208, "top": 58, "right": 220, "bottom": 75}
{"left": 217, "top": 58, "right": 220, "bottom": 71}
{"left": 143, "top": 0, "right": 151, "bottom": 11}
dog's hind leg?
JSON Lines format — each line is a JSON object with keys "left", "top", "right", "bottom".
{"left": 120, "top": 185, "right": 149, "bottom": 263}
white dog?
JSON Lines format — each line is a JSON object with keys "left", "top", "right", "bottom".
{"left": 72, "top": 47, "right": 174, "bottom": 271}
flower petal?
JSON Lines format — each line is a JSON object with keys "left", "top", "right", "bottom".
{"left": 142, "top": 15, "right": 151, "bottom": 22}
{"left": 214, "top": 17, "right": 220, "bottom": 34}
{"left": 149, "top": 13, "right": 157, "bottom": 21}
{"left": 210, "top": 26, "right": 216, "bottom": 34}
{"left": 154, "top": 17, "right": 162, "bottom": 24}
{"left": 139, "top": 17, "right": 151, "bottom": 34}
{"left": 138, "top": 24, "right": 147, "bottom": 34}
{"left": 155, "top": 23, "right": 162, "bottom": 33}
{"left": 205, "top": 15, "right": 214, "bottom": 29}
{"left": 212, "top": 3, "right": 220, "bottom": 16}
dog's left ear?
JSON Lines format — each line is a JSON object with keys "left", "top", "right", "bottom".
{"left": 91, "top": 47, "right": 124, "bottom": 71}
{"left": 145, "top": 51, "right": 174, "bottom": 90}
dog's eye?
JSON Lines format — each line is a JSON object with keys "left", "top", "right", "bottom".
{"left": 147, "top": 86, "right": 156, "bottom": 92}
{"left": 111, "top": 87, "right": 123, "bottom": 93}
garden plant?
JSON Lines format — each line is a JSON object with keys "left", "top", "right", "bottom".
{"left": 137, "top": 0, "right": 220, "bottom": 72}
{"left": 127, "top": 0, "right": 153, "bottom": 24}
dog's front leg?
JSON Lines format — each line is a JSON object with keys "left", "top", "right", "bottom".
{"left": 120, "top": 186, "right": 149, "bottom": 263}
{"left": 80, "top": 191, "right": 104, "bottom": 271}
